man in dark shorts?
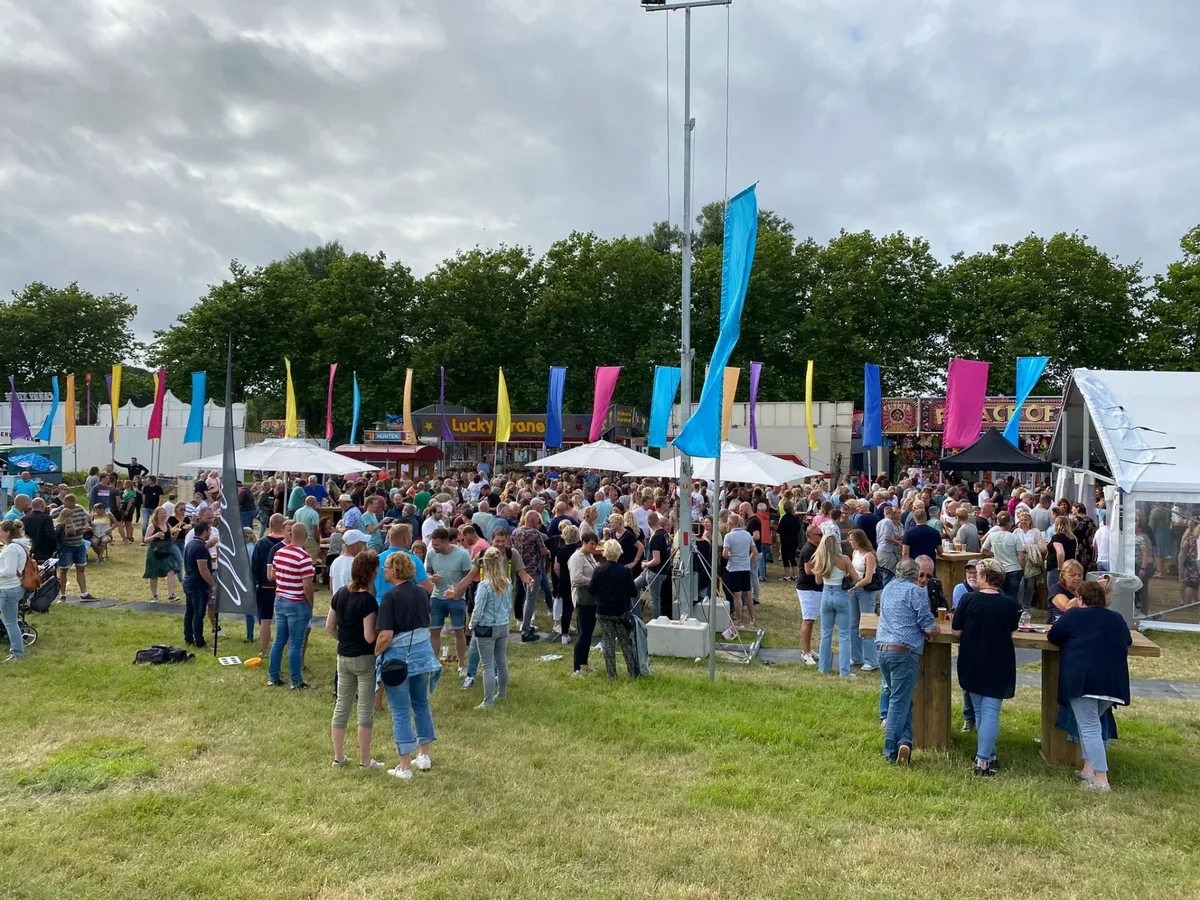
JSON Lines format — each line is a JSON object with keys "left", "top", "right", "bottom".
{"left": 251, "top": 514, "right": 287, "bottom": 659}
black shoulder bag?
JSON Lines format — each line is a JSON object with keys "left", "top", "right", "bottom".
{"left": 380, "top": 596, "right": 419, "bottom": 687}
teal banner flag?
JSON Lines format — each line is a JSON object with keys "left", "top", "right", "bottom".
{"left": 673, "top": 184, "right": 758, "bottom": 459}
{"left": 1004, "top": 356, "right": 1049, "bottom": 445}
{"left": 648, "top": 366, "right": 682, "bottom": 449}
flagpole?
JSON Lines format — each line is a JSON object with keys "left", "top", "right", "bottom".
{"left": 708, "top": 455, "right": 721, "bottom": 682}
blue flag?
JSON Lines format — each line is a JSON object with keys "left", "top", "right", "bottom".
{"left": 648, "top": 366, "right": 682, "bottom": 449}
{"left": 36, "top": 376, "right": 59, "bottom": 443}
{"left": 674, "top": 184, "right": 758, "bottom": 459}
{"left": 862, "top": 363, "right": 882, "bottom": 448}
{"left": 184, "top": 372, "right": 206, "bottom": 444}
{"left": 1004, "top": 356, "right": 1049, "bottom": 445}
{"left": 545, "top": 366, "right": 567, "bottom": 449}
{"left": 351, "top": 372, "right": 361, "bottom": 444}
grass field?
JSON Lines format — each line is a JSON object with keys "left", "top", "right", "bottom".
{"left": 4, "top": 541, "right": 1200, "bottom": 899}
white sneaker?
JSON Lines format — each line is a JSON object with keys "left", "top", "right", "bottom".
{"left": 802, "top": 652, "right": 817, "bottom": 666}
{"left": 387, "top": 766, "right": 413, "bottom": 781}
{"left": 475, "top": 701, "right": 492, "bottom": 710}
{"left": 360, "top": 759, "right": 385, "bottom": 770}
{"left": 331, "top": 757, "right": 348, "bottom": 768}
{"left": 215, "top": 629, "right": 225, "bottom": 637}
{"left": 550, "top": 624, "right": 562, "bottom": 635}
{"left": 415, "top": 754, "right": 432, "bottom": 771}
{"left": 461, "top": 676, "right": 475, "bottom": 689}
{"left": 561, "top": 635, "right": 570, "bottom": 645}
{"left": 860, "top": 663, "right": 877, "bottom": 672}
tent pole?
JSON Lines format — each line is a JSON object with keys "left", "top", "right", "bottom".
{"left": 708, "top": 456, "right": 721, "bottom": 682}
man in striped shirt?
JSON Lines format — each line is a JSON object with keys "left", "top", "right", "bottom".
{"left": 267, "top": 522, "right": 316, "bottom": 689}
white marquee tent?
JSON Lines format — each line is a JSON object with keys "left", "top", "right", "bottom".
{"left": 1050, "top": 368, "right": 1200, "bottom": 631}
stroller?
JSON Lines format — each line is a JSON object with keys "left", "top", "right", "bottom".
{"left": 0, "top": 558, "right": 58, "bottom": 649}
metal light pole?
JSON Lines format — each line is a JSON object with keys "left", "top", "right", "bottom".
{"left": 643, "top": 0, "right": 730, "bottom": 630}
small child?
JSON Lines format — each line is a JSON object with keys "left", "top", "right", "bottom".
{"left": 90, "top": 504, "right": 115, "bottom": 561}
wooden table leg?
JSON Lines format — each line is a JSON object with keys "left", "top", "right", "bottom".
{"left": 914, "top": 642, "right": 952, "bottom": 750}
{"left": 1040, "top": 649, "right": 1083, "bottom": 766}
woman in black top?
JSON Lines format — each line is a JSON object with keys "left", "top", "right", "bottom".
{"left": 617, "top": 512, "right": 644, "bottom": 573}
{"left": 777, "top": 501, "right": 801, "bottom": 582}
{"left": 325, "top": 551, "right": 382, "bottom": 769}
{"left": 1048, "top": 581, "right": 1132, "bottom": 792}
{"left": 951, "top": 558, "right": 1022, "bottom": 776}
{"left": 552, "top": 523, "right": 581, "bottom": 643}
{"left": 1047, "top": 515, "right": 1078, "bottom": 590}
{"left": 588, "top": 539, "right": 639, "bottom": 679}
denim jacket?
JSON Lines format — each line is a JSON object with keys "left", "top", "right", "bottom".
{"left": 379, "top": 628, "right": 441, "bottom": 677}
{"left": 471, "top": 581, "right": 513, "bottom": 629}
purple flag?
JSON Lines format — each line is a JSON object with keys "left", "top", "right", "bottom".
{"left": 7, "top": 377, "right": 32, "bottom": 441}
{"left": 440, "top": 367, "right": 453, "bottom": 443}
{"left": 748, "top": 361, "right": 763, "bottom": 449}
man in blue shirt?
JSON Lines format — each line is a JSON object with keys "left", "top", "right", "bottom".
{"left": 303, "top": 475, "right": 328, "bottom": 503}
{"left": 12, "top": 472, "right": 40, "bottom": 500}
{"left": 875, "top": 558, "right": 939, "bottom": 766}
{"left": 375, "top": 523, "right": 432, "bottom": 599}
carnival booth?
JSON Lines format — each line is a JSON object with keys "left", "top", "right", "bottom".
{"left": 1050, "top": 369, "right": 1200, "bottom": 632}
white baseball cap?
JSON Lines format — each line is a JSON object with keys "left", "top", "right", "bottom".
{"left": 343, "top": 529, "right": 370, "bottom": 545}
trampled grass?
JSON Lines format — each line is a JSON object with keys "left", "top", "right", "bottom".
{"left": 4, "top": 542, "right": 1200, "bottom": 898}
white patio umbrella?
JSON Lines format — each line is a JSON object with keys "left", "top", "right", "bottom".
{"left": 625, "top": 441, "right": 821, "bottom": 485}
{"left": 177, "top": 437, "right": 379, "bottom": 476}
{"left": 528, "top": 439, "right": 655, "bottom": 473}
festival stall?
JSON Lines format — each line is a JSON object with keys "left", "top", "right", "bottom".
{"left": 1050, "top": 369, "right": 1200, "bottom": 632}
{"left": 938, "top": 428, "right": 1053, "bottom": 474}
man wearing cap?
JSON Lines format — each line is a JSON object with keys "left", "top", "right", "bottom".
{"left": 337, "top": 493, "right": 363, "bottom": 533}
{"left": 329, "top": 529, "right": 368, "bottom": 594}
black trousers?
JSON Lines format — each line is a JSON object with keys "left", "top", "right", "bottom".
{"left": 574, "top": 606, "right": 596, "bottom": 671}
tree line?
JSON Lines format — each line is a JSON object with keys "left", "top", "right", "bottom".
{"left": 3, "top": 204, "right": 1198, "bottom": 439}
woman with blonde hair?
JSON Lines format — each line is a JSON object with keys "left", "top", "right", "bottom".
{"left": 0, "top": 519, "right": 32, "bottom": 660}
{"left": 143, "top": 505, "right": 181, "bottom": 603}
{"left": 470, "top": 547, "right": 513, "bottom": 708}
{"left": 587, "top": 539, "right": 639, "bottom": 679}
{"left": 375, "top": 550, "right": 441, "bottom": 781}
{"left": 814, "top": 533, "right": 858, "bottom": 677}
{"left": 580, "top": 505, "right": 599, "bottom": 541}
{"left": 1047, "top": 559, "right": 1085, "bottom": 626}
{"left": 847, "top": 529, "right": 880, "bottom": 672}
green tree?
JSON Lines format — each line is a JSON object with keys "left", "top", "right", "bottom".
{"left": 0, "top": 281, "right": 142, "bottom": 384}
{"left": 1140, "top": 225, "right": 1200, "bottom": 370}
{"left": 941, "top": 233, "right": 1148, "bottom": 392}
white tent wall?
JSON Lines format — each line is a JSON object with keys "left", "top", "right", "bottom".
{"left": 667, "top": 401, "right": 854, "bottom": 475}
{"left": 1050, "top": 368, "right": 1200, "bottom": 632}
{"left": 0, "top": 391, "right": 246, "bottom": 473}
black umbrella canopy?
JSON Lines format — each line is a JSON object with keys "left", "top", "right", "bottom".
{"left": 940, "top": 428, "right": 1052, "bottom": 473}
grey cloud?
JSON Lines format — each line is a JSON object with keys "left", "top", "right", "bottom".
{"left": 1, "top": 0, "right": 1197, "bottom": 341}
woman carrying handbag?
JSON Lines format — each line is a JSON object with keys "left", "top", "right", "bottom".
{"left": 469, "top": 547, "right": 513, "bottom": 708}
{"left": 847, "top": 528, "right": 881, "bottom": 672}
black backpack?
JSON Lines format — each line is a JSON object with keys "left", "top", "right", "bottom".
{"left": 134, "top": 644, "right": 194, "bottom": 665}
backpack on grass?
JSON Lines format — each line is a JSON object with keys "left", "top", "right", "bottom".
{"left": 134, "top": 645, "right": 194, "bottom": 665}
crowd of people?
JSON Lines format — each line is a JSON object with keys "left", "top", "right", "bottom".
{"left": 0, "top": 461, "right": 1150, "bottom": 790}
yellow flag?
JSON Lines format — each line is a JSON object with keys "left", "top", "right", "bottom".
{"left": 284, "top": 358, "right": 298, "bottom": 438}
{"left": 403, "top": 368, "right": 416, "bottom": 445}
{"left": 110, "top": 364, "right": 123, "bottom": 444}
{"left": 721, "top": 367, "right": 740, "bottom": 442}
{"left": 64, "top": 374, "right": 76, "bottom": 446}
{"left": 805, "top": 360, "right": 818, "bottom": 451}
{"left": 496, "top": 368, "right": 512, "bottom": 443}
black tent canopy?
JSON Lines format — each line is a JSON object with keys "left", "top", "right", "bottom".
{"left": 940, "top": 428, "right": 1052, "bottom": 473}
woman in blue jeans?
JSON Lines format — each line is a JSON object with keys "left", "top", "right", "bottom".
{"left": 813, "top": 533, "right": 857, "bottom": 677}
{"left": 375, "top": 550, "right": 441, "bottom": 782}
{"left": 847, "top": 529, "right": 880, "bottom": 672}
{"left": 0, "top": 521, "right": 31, "bottom": 661}
{"left": 1048, "top": 580, "right": 1133, "bottom": 792}
{"left": 951, "top": 559, "right": 1022, "bottom": 776}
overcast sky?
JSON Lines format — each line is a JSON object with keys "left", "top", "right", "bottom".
{"left": 2, "top": 0, "right": 1197, "bottom": 340}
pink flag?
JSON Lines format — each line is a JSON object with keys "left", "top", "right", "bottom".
{"left": 943, "top": 359, "right": 990, "bottom": 449}
{"left": 588, "top": 366, "right": 621, "bottom": 442}
{"left": 147, "top": 367, "right": 167, "bottom": 440}
{"left": 326, "top": 363, "right": 338, "bottom": 440}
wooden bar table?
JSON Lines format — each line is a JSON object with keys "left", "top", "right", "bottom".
{"left": 935, "top": 550, "right": 984, "bottom": 594}
{"left": 858, "top": 614, "right": 1160, "bottom": 765}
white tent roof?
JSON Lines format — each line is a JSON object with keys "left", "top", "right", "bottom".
{"left": 626, "top": 442, "right": 822, "bottom": 485}
{"left": 178, "top": 438, "right": 378, "bottom": 476}
{"left": 1053, "top": 369, "right": 1200, "bottom": 496}
{"left": 528, "top": 440, "right": 655, "bottom": 473}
